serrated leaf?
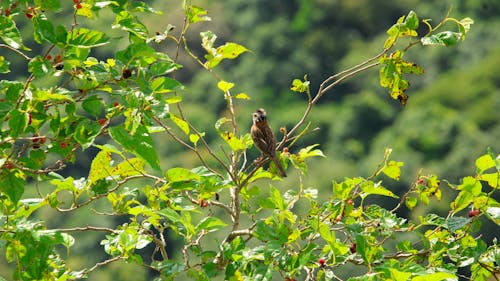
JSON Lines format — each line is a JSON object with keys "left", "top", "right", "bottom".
{"left": 476, "top": 154, "right": 495, "bottom": 174}
{"left": 82, "top": 95, "right": 103, "bottom": 117}
{"left": 0, "top": 169, "right": 26, "bottom": 204}
{"left": 0, "top": 56, "right": 10, "bottom": 73}
{"left": 405, "top": 197, "right": 418, "bottom": 209}
{"left": 109, "top": 124, "right": 161, "bottom": 171}
{"left": 74, "top": 119, "right": 102, "bottom": 149}
{"left": 0, "top": 15, "right": 28, "bottom": 50}
{"left": 361, "top": 182, "right": 399, "bottom": 198}
{"left": 220, "top": 131, "right": 246, "bottom": 151}
{"left": 235, "top": 93, "right": 250, "bottom": 99}
{"left": 68, "top": 28, "right": 109, "bottom": 48}
{"left": 196, "top": 217, "right": 227, "bottom": 233}
{"left": 382, "top": 160, "right": 404, "bottom": 180}
{"left": 89, "top": 150, "right": 112, "bottom": 184}
{"left": 319, "top": 223, "right": 335, "bottom": 243}
{"left": 151, "top": 77, "right": 183, "bottom": 94}
{"left": 217, "top": 80, "right": 234, "bottom": 92}
{"left": 445, "top": 216, "right": 471, "bottom": 232}
{"left": 170, "top": 113, "right": 189, "bottom": 135}
{"left": 479, "top": 173, "right": 499, "bottom": 188}
{"left": 404, "top": 10, "right": 419, "bottom": 30}
{"left": 186, "top": 5, "right": 211, "bottom": 23}
{"left": 33, "top": 14, "right": 56, "bottom": 44}
{"left": 166, "top": 167, "right": 201, "bottom": 182}
{"left": 411, "top": 272, "right": 457, "bottom": 281}
{"left": 421, "top": 31, "right": 462, "bottom": 46}
{"left": 33, "top": 90, "right": 73, "bottom": 102}
{"left": 111, "top": 158, "right": 146, "bottom": 178}
{"left": 8, "top": 109, "right": 28, "bottom": 138}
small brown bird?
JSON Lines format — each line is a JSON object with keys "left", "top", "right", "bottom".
{"left": 251, "top": 108, "right": 287, "bottom": 177}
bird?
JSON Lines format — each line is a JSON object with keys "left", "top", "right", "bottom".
{"left": 251, "top": 108, "right": 287, "bottom": 177}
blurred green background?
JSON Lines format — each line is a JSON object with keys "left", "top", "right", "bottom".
{"left": 1, "top": 0, "right": 499, "bottom": 279}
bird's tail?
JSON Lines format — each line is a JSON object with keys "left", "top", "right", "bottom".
{"left": 272, "top": 156, "right": 287, "bottom": 177}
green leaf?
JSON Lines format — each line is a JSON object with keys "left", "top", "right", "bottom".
{"left": 149, "top": 61, "right": 181, "bottom": 76}
{"left": 220, "top": 131, "right": 247, "bottom": 151}
{"left": 151, "top": 77, "right": 183, "bottom": 94}
{"left": 196, "top": 217, "right": 227, "bottom": 233}
{"left": 445, "top": 217, "right": 471, "bottom": 232}
{"left": 404, "top": 11, "right": 419, "bottom": 30}
{"left": 476, "top": 154, "right": 495, "bottom": 174}
{"left": 319, "top": 222, "right": 335, "bottom": 244}
{"left": 33, "top": 14, "right": 56, "bottom": 44}
{"left": 74, "top": 119, "right": 102, "bottom": 149}
{"left": 8, "top": 109, "right": 28, "bottom": 138}
{"left": 28, "top": 56, "right": 52, "bottom": 78}
{"left": 421, "top": 31, "right": 462, "bottom": 46}
{"left": 382, "top": 160, "right": 404, "bottom": 180}
{"left": 158, "top": 208, "right": 181, "bottom": 223}
{"left": 166, "top": 167, "right": 201, "bottom": 182}
{"left": 361, "top": 182, "right": 399, "bottom": 198}
{"left": 112, "top": 158, "right": 146, "bottom": 178}
{"left": 0, "top": 169, "right": 25, "bottom": 204}
{"left": 411, "top": 272, "right": 457, "bottom": 281}
{"left": 109, "top": 124, "right": 161, "bottom": 171}
{"left": 33, "top": 89, "right": 73, "bottom": 102}
{"left": 451, "top": 190, "right": 473, "bottom": 212}
{"left": 114, "top": 11, "right": 149, "bottom": 39}
{"left": 82, "top": 95, "right": 103, "bottom": 118}
{"left": 0, "top": 15, "right": 28, "bottom": 50}
{"left": 89, "top": 150, "right": 112, "bottom": 184}
{"left": 405, "top": 196, "right": 418, "bottom": 209}
{"left": 290, "top": 78, "right": 310, "bottom": 93}
{"left": 67, "top": 28, "right": 109, "bottom": 48}
{"left": 186, "top": 5, "right": 211, "bottom": 23}
{"left": 0, "top": 56, "right": 10, "bottom": 73}
{"left": 389, "top": 269, "right": 412, "bottom": 281}
{"left": 116, "top": 42, "right": 157, "bottom": 65}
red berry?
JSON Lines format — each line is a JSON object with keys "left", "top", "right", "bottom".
{"left": 113, "top": 102, "right": 120, "bottom": 107}
{"left": 39, "top": 137, "right": 47, "bottom": 144}
{"left": 200, "top": 200, "right": 209, "bottom": 208}
{"left": 350, "top": 243, "right": 357, "bottom": 253}
{"left": 4, "top": 162, "right": 14, "bottom": 169}
{"left": 73, "top": 0, "right": 79, "bottom": 3}
{"left": 4, "top": 9, "right": 11, "bottom": 16}
{"left": 283, "top": 147, "right": 289, "bottom": 153}
{"left": 279, "top": 127, "right": 286, "bottom": 133}
{"left": 318, "top": 258, "right": 326, "bottom": 267}
{"left": 54, "top": 54, "right": 63, "bottom": 63}
{"left": 45, "top": 54, "right": 52, "bottom": 60}
{"left": 98, "top": 118, "right": 107, "bottom": 126}
{"left": 76, "top": 3, "right": 82, "bottom": 9}
{"left": 60, "top": 142, "right": 67, "bottom": 149}
{"left": 417, "top": 178, "right": 425, "bottom": 185}
{"left": 25, "top": 12, "right": 33, "bottom": 19}
{"left": 468, "top": 209, "right": 480, "bottom": 217}
{"left": 346, "top": 199, "right": 354, "bottom": 205}
{"left": 27, "top": 113, "right": 32, "bottom": 125}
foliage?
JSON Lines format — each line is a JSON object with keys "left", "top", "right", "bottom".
{"left": 0, "top": 1, "right": 498, "bottom": 280}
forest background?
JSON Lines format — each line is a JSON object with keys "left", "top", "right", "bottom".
{"left": 0, "top": 0, "right": 499, "bottom": 280}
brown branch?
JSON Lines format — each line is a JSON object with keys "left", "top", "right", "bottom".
{"left": 0, "top": 44, "right": 31, "bottom": 60}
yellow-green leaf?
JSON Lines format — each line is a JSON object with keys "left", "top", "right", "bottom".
{"left": 235, "top": 93, "right": 250, "bottom": 99}
{"left": 111, "top": 158, "right": 145, "bottom": 178}
{"left": 170, "top": 113, "right": 189, "bottom": 135}
{"left": 411, "top": 272, "right": 457, "bottom": 281}
{"left": 383, "top": 160, "right": 404, "bottom": 180}
{"left": 475, "top": 154, "right": 495, "bottom": 174}
{"left": 89, "top": 150, "right": 112, "bottom": 184}
{"left": 217, "top": 80, "right": 234, "bottom": 92}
